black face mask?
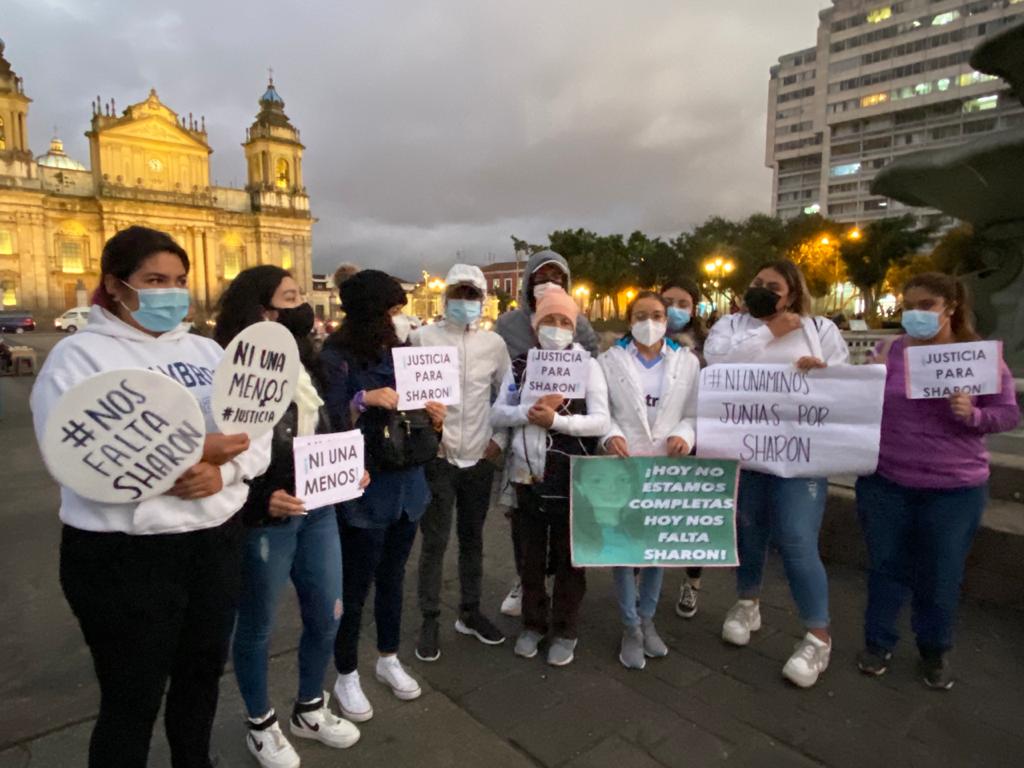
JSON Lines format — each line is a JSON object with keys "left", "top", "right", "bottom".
{"left": 743, "top": 287, "right": 782, "bottom": 319}
{"left": 272, "top": 302, "right": 315, "bottom": 337}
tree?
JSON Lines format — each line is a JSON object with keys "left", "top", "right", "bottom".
{"left": 840, "top": 215, "right": 931, "bottom": 323}
{"left": 548, "top": 229, "right": 632, "bottom": 318}
{"left": 928, "top": 224, "right": 988, "bottom": 276}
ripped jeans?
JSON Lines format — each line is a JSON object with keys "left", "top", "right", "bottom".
{"left": 735, "top": 470, "right": 830, "bottom": 629}
{"left": 232, "top": 507, "right": 343, "bottom": 717}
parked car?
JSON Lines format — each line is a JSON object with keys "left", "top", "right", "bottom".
{"left": 0, "top": 310, "right": 36, "bottom": 334}
{"left": 55, "top": 307, "right": 90, "bottom": 333}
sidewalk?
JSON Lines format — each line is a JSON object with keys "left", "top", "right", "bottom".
{"left": 2, "top": 518, "right": 1023, "bottom": 768}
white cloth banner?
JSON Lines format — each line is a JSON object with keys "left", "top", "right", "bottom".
{"left": 293, "top": 430, "right": 365, "bottom": 508}
{"left": 905, "top": 340, "right": 1002, "bottom": 399}
{"left": 696, "top": 363, "right": 886, "bottom": 478}
{"left": 392, "top": 346, "right": 461, "bottom": 410}
{"left": 524, "top": 348, "right": 590, "bottom": 400}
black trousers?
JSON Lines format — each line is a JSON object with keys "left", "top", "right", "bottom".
{"left": 515, "top": 486, "right": 586, "bottom": 639}
{"left": 417, "top": 458, "right": 496, "bottom": 617}
{"left": 60, "top": 517, "right": 245, "bottom": 768}
{"left": 334, "top": 515, "right": 419, "bottom": 674}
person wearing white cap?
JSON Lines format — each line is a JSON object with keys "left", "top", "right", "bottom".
{"left": 410, "top": 264, "right": 512, "bottom": 662}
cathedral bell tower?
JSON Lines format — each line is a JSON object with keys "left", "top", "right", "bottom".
{"left": 242, "top": 74, "right": 309, "bottom": 215}
{"left": 0, "top": 38, "right": 35, "bottom": 179}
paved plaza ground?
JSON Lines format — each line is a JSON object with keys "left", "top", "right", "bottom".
{"left": 1, "top": 334, "right": 1022, "bottom": 767}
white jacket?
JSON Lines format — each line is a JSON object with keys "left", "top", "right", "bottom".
{"left": 30, "top": 306, "right": 271, "bottom": 535}
{"left": 600, "top": 339, "right": 699, "bottom": 456}
{"left": 704, "top": 313, "right": 849, "bottom": 366}
{"left": 411, "top": 319, "right": 511, "bottom": 465}
{"left": 490, "top": 344, "right": 610, "bottom": 485}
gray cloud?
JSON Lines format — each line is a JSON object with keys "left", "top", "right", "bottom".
{"left": 7, "top": 0, "right": 830, "bottom": 276}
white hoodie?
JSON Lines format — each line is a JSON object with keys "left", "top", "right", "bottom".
{"left": 30, "top": 305, "right": 271, "bottom": 535}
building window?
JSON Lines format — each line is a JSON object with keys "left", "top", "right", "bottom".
{"left": 0, "top": 116, "right": 5, "bottom": 151}
{"left": 830, "top": 162, "right": 862, "bottom": 177}
{"left": 504, "top": 278, "right": 512, "bottom": 293}
{"left": 1, "top": 277, "right": 16, "bottom": 307}
{"left": 0, "top": 230, "right": 12, "bottom": 255}
{"left": 281, "top": 245, "right": 294, "bottom": 270}
{"left": 860, "top": 92, "right": 889, "bottom": 108}
{"left": 60, "top": 240, "right": 85, "bottom": 274}
{"left": 867, "top": 7, "right": 892, "bottom": 24}
{"left": 275, "top": 158, "right": 290, "bottom": 190}
{"left": 223, "top": 245, "right": 243, "bottom": 280}
{"left": 931, "top": 11, "right": 959, "bottom": 26}
{"left": 963, "top": 95, "right": 999, "bottom": 113}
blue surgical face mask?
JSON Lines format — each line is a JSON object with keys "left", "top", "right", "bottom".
{"left": 901, "top": 309, "right": 942, "bottom": 340}
{"left": 120, "top": 282, "right": 190, "bottom": 332}
{"left": 666, "top": 306, "right": 691, "bottom": 333}
{"left": 446, "top": 299, "right": 482, "bottom": 326}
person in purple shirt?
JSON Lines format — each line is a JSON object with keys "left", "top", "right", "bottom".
{"left": 856, "top": 272, "right": 1020, "bottom": 690}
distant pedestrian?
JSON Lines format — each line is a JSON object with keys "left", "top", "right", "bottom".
{"left": 855, "top": 273, "right": 1020, "bottom": 689}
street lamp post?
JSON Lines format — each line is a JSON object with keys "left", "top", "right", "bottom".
{"left": 702, "top": 256, "right": 735, "bottom": 315}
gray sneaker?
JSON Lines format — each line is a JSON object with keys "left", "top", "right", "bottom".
{"left": 514, "top": 630, "right": 543, "bottom": 659}
{"left": 547, "top": 637, "right": 577, "bottom": 666}
{"left": 619, "top": 626, "right": 646, "bottom": 669}
{"left": 641, "top": 618, "right": 668, "bottom": 658}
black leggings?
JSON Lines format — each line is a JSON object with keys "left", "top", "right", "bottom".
{"left": 60, "top": 518, "right": 244, "bottom": 768}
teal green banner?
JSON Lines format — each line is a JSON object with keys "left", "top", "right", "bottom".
{"left": 570, "top": 456, "right": 739, "bottom": 567}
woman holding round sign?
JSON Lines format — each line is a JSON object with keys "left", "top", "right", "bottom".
{"left": 704, "top": 259, "right": 848, "bottom": 688}
{"left": 29, "top": 226, "right": 271, "bottom": 768}
{"left": 319, "top": 269, "right": 446, "bottom": 724}
{"left": 855, "top": 273, "right": 1019, "bottom": 689}
{"left": 598, "top": 290, "right": 700, "bottom": 670}
{"left": 214, "top": 266, "right": 361, "bottom": 766}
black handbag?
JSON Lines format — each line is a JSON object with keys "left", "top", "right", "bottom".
{"left": 360, "top": 408, "right": 440, "bottom": 471}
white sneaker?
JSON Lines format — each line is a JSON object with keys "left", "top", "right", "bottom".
{"left": 782, "top": 633, "right": 831, "bottom": 688}
{"left": 290, "top": 692, "right": 361, "bottom": 749}
{"left": 333, "top": 671, "right": 374, "bottom": 722}
{"left": 375, "top": 655, "right": 422, "bottom": 701}
{"left": 722, "top": 600, "right": 762, "bottom": 646}
{"left": 501, "top": 580, "right": 523, "bottom": 617}
{"left": 245, "top": 712, "right": 300, "bottom": 768}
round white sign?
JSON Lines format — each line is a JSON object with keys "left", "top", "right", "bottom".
{"left": 211, "top": 321, "right": 301, "bottom": 438}
{"left": 41, "top": 369, "right": 206, "bottom": 504}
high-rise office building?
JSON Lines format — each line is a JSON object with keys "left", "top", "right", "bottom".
{"left": 766, "top": 0, "right": 1024, "bottom": 226}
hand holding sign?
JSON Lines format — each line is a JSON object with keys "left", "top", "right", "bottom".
{"left": 293, "top": 430, "right": 365, "bottom": 508}
{"left": 40, "top": 369, "right": 206, "bottom": 504}
{"left": 212, "top": 321, "right": 301, "bottom": 438}
{"left": 201, "top": 433, "right": 251, "bottom": 466}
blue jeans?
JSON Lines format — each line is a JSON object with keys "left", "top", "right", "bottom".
{"left": 735, "top": 470, "right": 830, "bottom": 629}
{"left": 232, "top": 507, "right": 343, "bottom": 717}
{"left": 856, "top": 473, "right": 986, "bottom": 655}
{"left": 613, "top": 567, "right": 664, "bottom": 627}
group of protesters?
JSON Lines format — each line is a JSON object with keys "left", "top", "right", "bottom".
{"left": 31, "top": 225, "right": 1019, "bottom": 768}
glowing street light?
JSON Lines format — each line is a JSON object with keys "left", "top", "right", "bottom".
{"left": 848, "top": 227, "right": 862, "bottom": 240}
{"left": 702, "top": 256, "right": 735, "bottom": 313}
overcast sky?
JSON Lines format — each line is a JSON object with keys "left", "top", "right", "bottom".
{"left": 7, "top": 0, "right": 831, "bottom": 278}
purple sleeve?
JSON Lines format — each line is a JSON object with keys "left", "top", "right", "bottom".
{"left": 967, "top": 362, "right": 1021, "bottom": 435}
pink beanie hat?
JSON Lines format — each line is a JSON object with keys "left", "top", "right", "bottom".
{"left": 532, "top": 286, "right": 579, "bottom": 329}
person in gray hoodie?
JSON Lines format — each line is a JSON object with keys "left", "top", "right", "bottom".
{"left": 493, "top": 250, "right": 600, "bottom": 616}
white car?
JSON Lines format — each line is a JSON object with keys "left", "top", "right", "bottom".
{"left": 55, "top": 307, "right": 90, "bottom": 333}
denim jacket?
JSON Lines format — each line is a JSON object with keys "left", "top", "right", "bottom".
{"left": 320, "top": 343, "right": 431, "bottom": 528}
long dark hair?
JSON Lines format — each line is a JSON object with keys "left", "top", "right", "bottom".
{"left": 93, "top": 226, "right": 190, "bottom": 311}
{"left": 660, "top": 277, "right": 708, "bottom": 348}
{"left": 753, "top": 259, "right": 813, "bottom": 316}
{"left": 213, "top": 265, "right": 322, "bottom": 383}
{"left": 904, "top": 272, "right": 980, "bottom": 342}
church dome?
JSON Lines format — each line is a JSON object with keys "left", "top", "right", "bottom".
{"left": 37, "top": 137, "right": 87, "bottom": 171}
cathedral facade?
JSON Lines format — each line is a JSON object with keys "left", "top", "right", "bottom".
{"left": 0, "top": 39, "right": 313, "bottom": 320}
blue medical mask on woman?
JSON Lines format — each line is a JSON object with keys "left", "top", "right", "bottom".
{"left": 446, "top": 299, "right": 482, "bottom": 326}
{"left": 120, "top": 282, "right": 190, "bottom": 332}
{"left": 901, "top": 309, "right": 942, "bottom": 340}
{"left": 666, "top": 306, "right": 691, "bottom": 332}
